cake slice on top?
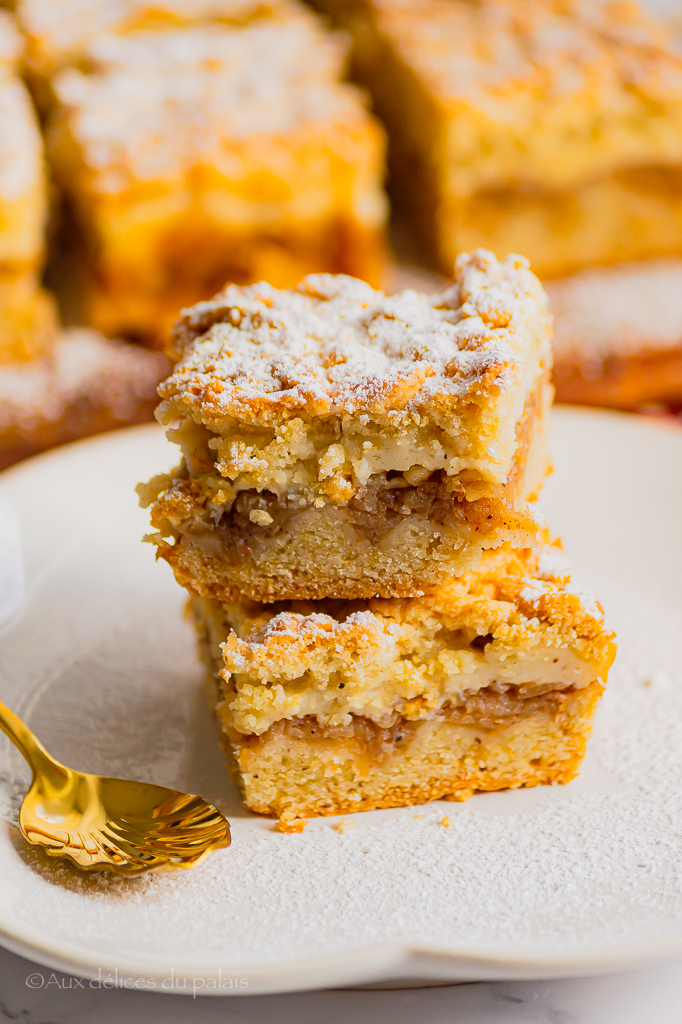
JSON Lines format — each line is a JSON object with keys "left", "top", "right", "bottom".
{"left": 140, "top": 250, "right": 552, "bottom": 601}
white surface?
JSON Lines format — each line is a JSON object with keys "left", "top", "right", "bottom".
{"left": 0, "top": 410, "right": 680, "bottom": 994}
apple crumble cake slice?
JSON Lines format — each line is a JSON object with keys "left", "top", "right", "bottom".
{"left": 312, "top": 0, "right": 682, "bottom": 279}
{"left": 139, "top": 250, "right": 552, "bottom": 601}
{"left": 192, "top": 539, "right": 616, "bottom": 822}
{"left": 45, "top": 3, "right": 387, "bottom": 345}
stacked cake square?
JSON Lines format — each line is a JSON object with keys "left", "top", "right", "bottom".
{"left": 140, "top": 250, "right": 616, "bottom": 824}
{"left": 37, "top": 0, "right": 386, "bottom": 346}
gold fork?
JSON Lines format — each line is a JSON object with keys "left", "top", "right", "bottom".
{"left": 0, "top": 699, "right": 230, "bottom": 875}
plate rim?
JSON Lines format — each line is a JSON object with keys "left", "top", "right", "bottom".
{"left": 3, "top": 907, "right": 682, "bottom": 996}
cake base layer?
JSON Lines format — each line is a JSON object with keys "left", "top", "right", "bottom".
{"left": 218, "top": 682, "right": 604, "bottom": 822}
{"left": 162, "top": 494, "right": 542, "bottom": 602}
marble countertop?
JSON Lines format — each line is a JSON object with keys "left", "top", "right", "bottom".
{"left": 0, "top": 946, "right": 680, "bottom": 1024}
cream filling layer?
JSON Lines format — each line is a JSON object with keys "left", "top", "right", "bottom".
{"left": 221, "top": 645, "right": 598, "bottom": 736}
{"left": 160, "top": 357, "right": 549, "bottom": 510}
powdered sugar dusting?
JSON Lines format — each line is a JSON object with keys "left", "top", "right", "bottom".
{"left": 0, "top": 328, "right": 166, "bottom": 434}
{"left": 380, "top": 0, "right": 681, "bottom": 133}
{"left": 537, "top": 543, "right": 571, "bottom": 579}
{"left": 162, "top": 250, "right": 549, "bottom": 422}
{"left": 18, "top": 0, "right": 295, "bottom": 71}
{"left": 520, "top": 573, "right": 603, "bottom": 623}
{"left": 566, "top": 582, "right": 603, "bottom": 620}
{"left": 52, "top": 12, "right": 368, "bottom": 188}
{"left": 548, "top": 259, "right": 682, "bottom": 367}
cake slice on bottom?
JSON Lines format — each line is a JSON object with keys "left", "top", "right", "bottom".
{"left": 192, "top": 540, "right": 616, "bottom": 824}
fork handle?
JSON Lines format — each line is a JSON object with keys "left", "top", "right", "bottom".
{"left": 0, "top": 700, "right": 61, "bottom": 778}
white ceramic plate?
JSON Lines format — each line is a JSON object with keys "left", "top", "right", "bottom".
{"left": 0, "top": 408, "right": 681, "bottom": 996}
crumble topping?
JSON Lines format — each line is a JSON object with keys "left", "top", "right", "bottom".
{"left": 17, "top": 0, "right": 298, "bottom": 73}
{"left": 384, "top": 0, "right": 675, "bottom": 100}
{"left": 207, "top": 541, "right": 615, "bottom": 734}
{"left": 51, "top": 14, "right": 369, "bottom": 190}
{"left": 163, "top": 250, "right": 549, "bottom": 423}
{"left": 548, "top": 258, "right": 682, "bottom": 370}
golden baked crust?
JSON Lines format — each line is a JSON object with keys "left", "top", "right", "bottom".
{"left": 549, "top": 258, "right": 682, "bottom": 409}
{"left": 17, "top": 0, "right": 296, "bottom": 79}
{"left": 314, "top": 0, "right": 682, "bottom": 277}
{"left": 140, "top": 253, "right": 552, "bottom": 599}
{"left": 191, "top": 538, "right": 615, "bottom": 819}
{"left": 0, "top": 328, "right": 167, "bottom": 468}
{"left": 46, "top": 7, "right": 387, "bottom": 344}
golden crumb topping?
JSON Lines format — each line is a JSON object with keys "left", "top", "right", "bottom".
{"left": 208, "top": 539, "right": 616, "bottom": 734}
{"left": 50, "top": 13, "right": 369, "bottom": 191}
{"left": 162, "top": 250, "right": 550, "bottom": 427}
{"left": 17, "top": 0, "right": 298, "bottom": 73}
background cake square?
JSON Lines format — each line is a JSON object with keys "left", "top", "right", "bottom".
{"left": 45, "top": 2, "right": 387, "bottom": 345}
{"left": 313, "top": 0, "right": 682, "bottom": 278}
{"left": 0, "top": 10, "right": 53, "bottom": 363}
